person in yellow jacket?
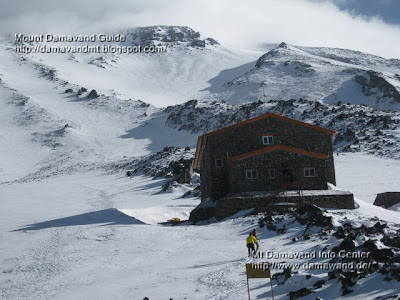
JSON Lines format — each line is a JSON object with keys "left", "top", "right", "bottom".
{"left": 246, "top": 232, "right": 259, "bottom": 257}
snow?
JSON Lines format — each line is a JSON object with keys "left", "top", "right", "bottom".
{"left": 335, "top": 153, "right": 400, "bottom": 204}
{"left": 390, "top": 203, "right": 400, "bottom": 212}
{"left": 1, "top": 157, "right": 399, "bottom": 299}
{"left": 0, "top": 27, "right": 399, "bottom": 299}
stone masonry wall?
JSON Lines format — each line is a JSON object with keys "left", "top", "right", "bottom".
{"left": 228, "top": 150, "right": 328, "bottom": 193}
{"left": 373, "top": 192, "right": 400, "bottom": 208}
{"left": 201, "top": 116, "right": 336, "bottom": 201}
{"left": 213, "top": 193, "right": 355, "bottom": 221}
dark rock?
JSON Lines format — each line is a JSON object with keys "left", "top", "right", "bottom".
{"left": 342, "top": 289, "right": 353, "bottom": 296}
{"left": 381, "top": 235, "right": 400, "bottom": 248}
{"left": 65, "top": 88, "right": 73, "bottom": 93}
{"left": 128, "top": 26, "right": 218, "bottom": 48}
{"left": 355, "top": 70, "right": 400, "bottom": 103}
{"left": 191, "top": 39, "right": 206, "bottom": 47}
{"left": 370, "top": 248, "right": 394, "bottom": 263}
{"left": 162, "top": 180, "right": 178, "bottom": 192}
{"left": 279, "top": 42, "right": 288, "bottom": 49}
{"left": 288, "top": 287, "right": 313, "bottom": 300}
{"left": 77, "top": 87, "right": 87, "bottom": 96}
{"left": 313, "top": 279, "right": 326, "bottom": 289}
{"left": 169, "top": 159, "right": 192, "bottom": 184}
{"left": 361, "top": 239, "right": 377, "bottom": 252}
{"left": 272, "top": 267, "right": 292, "bottom": 285}
{"left": 88, "top": 89, "right": 99, "bottom": 99}
{"left": 328, "top": 269, "right": 344, "bottom": 280}
{"left": 294, "top": 204, "right": 333, "bottom": 229}
{"left": 332, "top": 236, "right": 356, "bottom": 253}
{"left": 182, "top": 190, "right": 192, "bottom": 198}
{"left": 205, "top": 38, "right": 219, "bottom": 45}
{"left": 340, "top": 271, "right": 360, "bottom": 289}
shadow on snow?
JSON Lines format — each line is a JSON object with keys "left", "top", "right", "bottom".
{"left": 13, "top": 208, "right": 145, "bottom": 231}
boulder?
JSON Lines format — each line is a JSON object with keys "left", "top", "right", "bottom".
{"left": 77, "top": 87, "right": 87, "bottom": 96}
{"left": 88, "top": 89, "right": 99, "bottom": 99}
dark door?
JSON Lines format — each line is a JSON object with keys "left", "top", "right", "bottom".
{"left": 282, "top": 169, "right": 294, "bottom": 183}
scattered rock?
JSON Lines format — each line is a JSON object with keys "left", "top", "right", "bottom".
{"left": 313, "top": 279, "right": 326, "bottom": 289}
{"left": 87, "top": 89, "right": 99, "bottom": 99}
{"left": 65, "top": 88, "right": 73, "bottom": 93}
{"left": 162, "top": 180, "right": 178, "bottom": 192}
{"left": 288, "top": 287, "right": 313, "bottom": 300}
{"left": 164, "top": 98, "right": 400, "bottom": 159}
{"left": 332, "top": 236, "right": 356, "bottom": 253}
{"left": 77, "top": 87, "right": 87, "bottom": 96}
{"left": 272, "top": 267, "right": 292, "bottom": 285}
{"left": 293, "top": 204, "right": 333, "bottom": 230}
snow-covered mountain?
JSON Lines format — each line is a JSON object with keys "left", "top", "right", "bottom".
{"left": 1, "top": 25, "right": 400, "bottom": 299}
{"left": 212, "top": 42, "right": 400, "bottom": 110}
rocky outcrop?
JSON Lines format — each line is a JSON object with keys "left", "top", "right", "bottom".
{"left": 77, "top": 87, "right": 87, "bottom": 96}
{"left": 87, "top": 89, "right": 99, "bottom": 99}
{"left": 254, "top": 207, "right": 400, "bottom": 297}
{"left": 189, "top": 192, "right": 355, "bottom": 223}
{"left": 125, "top": 146, "right": 197, "bottom": 193}
{"left": 355, "top": 71, "right": 400, "bottom": 103}
{"left": 163, "top": 98, "right": 400, "bottom": 159}
{"left": 126, "top": 26, "right": 219, "bottom": 48}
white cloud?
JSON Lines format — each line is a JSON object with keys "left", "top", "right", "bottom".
{"left": 1, "top": 0, "right": 400, "bottom": 58}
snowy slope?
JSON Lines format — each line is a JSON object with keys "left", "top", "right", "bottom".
{"left": 9, "top": 26, "right": 260, "bottom": 107}
{"left": 1, "top": 25, "right": 400, "bottom": 300}
{"left": 1, "top": 169, "right": 399, "bottom": 299}
{"left": 211, "top": 42, "right": 400, "bottom": 110}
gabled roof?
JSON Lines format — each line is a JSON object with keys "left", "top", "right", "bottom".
{"left": 193, "top": 112, "right": 335, "bottom": 171}
{"left": 230, "top": 145, "right": 329, "bottom": 161}
{"left": 204, "top": 112, "right": 335, "bottom": 137}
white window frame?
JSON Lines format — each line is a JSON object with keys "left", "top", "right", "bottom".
{"left": 303, "top": 167, "right": 316, "bottom": 177}
{"left": 262, "top": 135, "right": 274, "bottom": 145}
{"left": 215, "top": 158, "right": 224, "bottom": 168}
{"left": 269, "top": 168, "right": 276, "bottom": 179}
{"left": 246, "top": 169, "right": 258, "bottom": 179}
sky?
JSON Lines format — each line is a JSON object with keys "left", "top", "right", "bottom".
{"left": 325, "top": 0, "right": 400, "bottom": 25}
{"left": 0, "top": 0, "right": 399, "bottom": 59}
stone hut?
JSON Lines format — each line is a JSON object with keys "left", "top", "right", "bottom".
{"left": 190, "top": 112, "right": 354, "bottom": 222}
{"left": 193, "top": 112, "right": 336, "bottom": 201}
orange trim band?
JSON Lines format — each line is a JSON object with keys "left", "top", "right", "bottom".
{"left": 230, "top": 145, "right": 328, "bottom": 161}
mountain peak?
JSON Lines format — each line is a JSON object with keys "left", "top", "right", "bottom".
{"left": 278, "top": 42, "right": 288, "bottom": 49}
{"left": 125, "top": 25, "right": 219, "bottom": 48}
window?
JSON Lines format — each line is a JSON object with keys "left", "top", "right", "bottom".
{"left": 262, "top": 135, "right": 274, "bottom": 145}
{"left": 304, "top": 168, "right": 316, "bottom": 177}
{"left": 246, "top": 169, "right": 258, "bottom": 179}
{"left": 269, "top": 169, "right": 276, "bottom": 179}
{"left": 215, "top": 158, "right": 223, "bottom": 168}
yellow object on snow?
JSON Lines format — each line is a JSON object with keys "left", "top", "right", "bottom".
{"left": 170, "top": 218, "right": 181, "bottom": 223}
{"left": 246, "top": 234, "right": 257, "bottom": 244}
